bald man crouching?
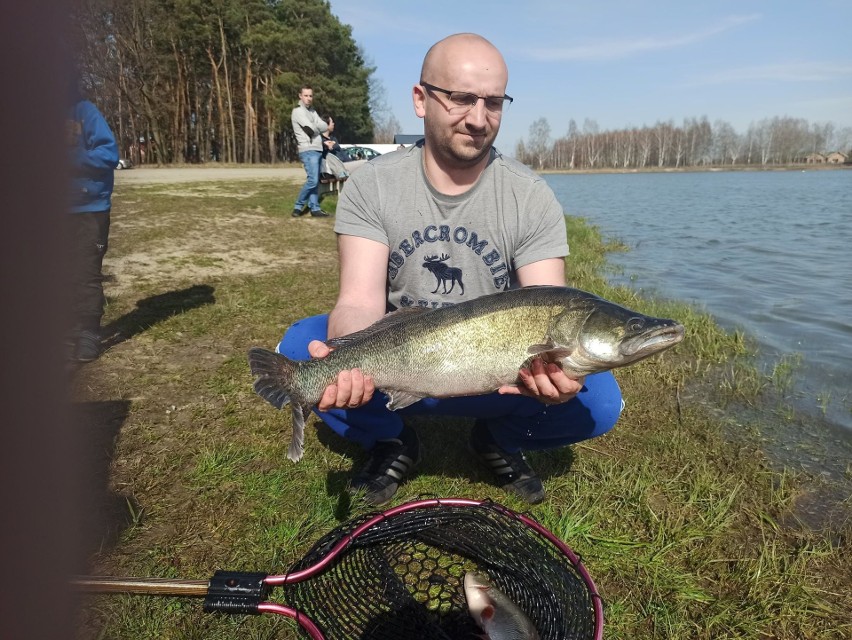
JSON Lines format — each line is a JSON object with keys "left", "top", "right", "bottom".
{"left": 271, "top": 34, "right": 624, "bottom": 506}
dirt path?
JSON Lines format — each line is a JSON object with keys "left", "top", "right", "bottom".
{"left": 114, "top": 165, "right": 305, "bottom": 185}
{"left": 106, "top": 167, "right": 318, "bottom": 298}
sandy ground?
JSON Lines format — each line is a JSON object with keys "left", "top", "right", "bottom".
{"left": 114, "top": 165, "right": 305, "bottom": 185}
{"left": 106, "top": 165, "right": 324, "bottom": 297}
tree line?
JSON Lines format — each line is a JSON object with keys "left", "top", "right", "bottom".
{"left": 70, "top": 1, "right": 850, "bottom": 170}
{"left": 515, "top": 116, "right": 852, "bottom": 170}
{"left": 69, "top": 0, "right": 397, "bottom": 165}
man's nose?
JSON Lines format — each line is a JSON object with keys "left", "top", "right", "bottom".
{"left": 465, "top": 98, "right": 488, "bottom": 128}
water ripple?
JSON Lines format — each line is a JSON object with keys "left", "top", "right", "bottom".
{"left": 547, "top": 170, "right": 852, "bottom": 439}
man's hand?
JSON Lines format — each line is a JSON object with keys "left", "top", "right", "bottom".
{"left": 308, "top": 340, "right": 376, "bottom": 411}
{"left": 498, "top": 358, "right": 584, "bottom": 404}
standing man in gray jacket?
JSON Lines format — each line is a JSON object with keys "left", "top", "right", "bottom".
{"left": 291, "top": 85, "right": 331, "bottom": 218}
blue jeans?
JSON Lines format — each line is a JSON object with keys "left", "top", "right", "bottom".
{"left": 295, "top": 150, "right": 322, "bottom": 212}
{"left": 276, "top": 315, "right": 624, "bottom": 452}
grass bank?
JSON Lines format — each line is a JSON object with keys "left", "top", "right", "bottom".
{"left": 73, "top": 179, "right": 850, "bottom": 639}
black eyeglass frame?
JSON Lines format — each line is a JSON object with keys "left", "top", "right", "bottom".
{"left": 419, "top": 81, "right": 513, "bottom": 113}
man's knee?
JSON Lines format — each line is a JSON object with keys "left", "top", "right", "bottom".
{"left": 584, "top": 374, "right": 624, "bottom": 437}
{"left": 276, "top": 314, "right": 329, "bottom": 360}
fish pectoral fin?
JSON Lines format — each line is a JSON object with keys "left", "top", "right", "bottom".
{"left": 527, "top": 341, "right": 555, "bottom": 356}
{"left": 385, "top": 390, "right": 425, "bottom": 411}
{"left": 541, "top": 347, "right": 574, "bottom": 361}
{"left": 526, "top": 343, "right": 575, "bottom": 362}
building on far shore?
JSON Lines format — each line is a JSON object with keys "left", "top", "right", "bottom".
{"left": 804, "top": 152, "right": 848, "bottom": 164}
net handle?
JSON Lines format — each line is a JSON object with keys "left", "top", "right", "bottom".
{"left": 71, "top": 576, "right": 209, "bottom": 596}
{"left": 71, "top": 576, "right": 326, "bottom": 639}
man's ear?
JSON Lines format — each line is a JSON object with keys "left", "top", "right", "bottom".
{"left": 412, "top": 84, "right": 427, "bottom": 118}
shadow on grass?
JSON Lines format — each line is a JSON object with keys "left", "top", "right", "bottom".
{"left": 355, "top": 601, "right": 478, "bottom": 640}
{"left": 72, "top": 400, "right": 138, "bottom": 558}
{"left": 313, "top": 415, "right": 577, "bottom": 516}
{"left": 414, "top": 417, "right": 577, "bottom": 487}
{"left": 102, "top": 283, "right": 216, "bottom": 349}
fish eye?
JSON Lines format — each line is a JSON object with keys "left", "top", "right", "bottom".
{"left": 627, "top": 317, "right": 645, "bottom": 332}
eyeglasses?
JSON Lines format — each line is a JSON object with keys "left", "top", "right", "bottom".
{"left": 420, "top": 81, "right": 513, "bottom": 115}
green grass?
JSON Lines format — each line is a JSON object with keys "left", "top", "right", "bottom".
{"left": 73, "top": 180, "right": 851, "bottom": 639}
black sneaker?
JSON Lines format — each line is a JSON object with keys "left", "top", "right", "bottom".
{"left": 292, "top": 207, "right": 307, "bottom": 217}
{"left": 309, "top": 209, "right": 330, "bottom": 218}
{"left": 469, "top": 420, "right": 545, "bottom": 504}
{"left": 348, "top": 424, "right": 421, "bottom": 506}
{"left": 74, "top": 330, "right": 102, "bottom": 363}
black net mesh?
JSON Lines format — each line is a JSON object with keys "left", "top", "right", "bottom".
{"left": 281, "top": 501, "right": 598, "bottom": 639}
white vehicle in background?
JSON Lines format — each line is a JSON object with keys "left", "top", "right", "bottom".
{"left": 340, "top": 143, "right": 405, "bottom": 157}
{"left": 336, "top": 142, "right": 419, "bottom": 172}
{"left": 334, "top": 144, "right": 386, "bottom": 173}
{"left": 338, "top": 145, "right": 384, "bottom": 163}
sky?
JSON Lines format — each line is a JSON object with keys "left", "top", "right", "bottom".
{"left": 328, "top": 0, "right": 852, "bottom": 151}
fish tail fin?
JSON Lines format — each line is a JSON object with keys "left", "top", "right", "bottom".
{"left": 248, "top": 347, "right": 309, "bottom": 463}
{"left": 247, "top": 347, "right": 297, "bottom": 409}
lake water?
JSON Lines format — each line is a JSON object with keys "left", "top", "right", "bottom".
{"left": 546, "top": 170, "right": 852, "bottom": 484}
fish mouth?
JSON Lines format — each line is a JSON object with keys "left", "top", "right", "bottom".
{"left": 621, "top": 322, "right": 685, "bottom": 358}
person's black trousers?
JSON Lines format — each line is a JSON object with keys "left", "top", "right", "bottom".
{"left": 69, "top": 210, "right": 110, "bottom": 332}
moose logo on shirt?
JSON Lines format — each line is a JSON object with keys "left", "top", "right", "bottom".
{"left": 422, "top": 253, "right": 465, "bottom": 294}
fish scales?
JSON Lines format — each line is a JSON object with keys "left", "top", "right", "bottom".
{"left": 299, "top": 302, "right": 564, "bottom": 401}
{"left": 248, "top": 286, "right": 685, "bottom": 461}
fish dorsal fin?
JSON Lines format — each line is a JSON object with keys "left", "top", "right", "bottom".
{"left": 326, "top": 307, "right": 433, "bottom": 349}
{"left": 384, "top": 389, "right": 425, "bottom": 411}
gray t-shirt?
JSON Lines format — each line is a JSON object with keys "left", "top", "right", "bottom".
{"left": 334, "top": 143, "right": 569, "bottom": 310}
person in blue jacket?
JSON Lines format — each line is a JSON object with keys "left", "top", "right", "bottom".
{"left": 67, "top": 89, "right": 119, "bottom": 363}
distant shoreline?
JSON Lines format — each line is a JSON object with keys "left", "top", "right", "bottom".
{"left": 538, "top": 163, "right": 851, "bottom": 175}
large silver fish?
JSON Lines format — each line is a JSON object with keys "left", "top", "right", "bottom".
{"left": 464, "top": 571, "right": 540, "bottom": 640}
{"left": 248, "top": 286, "right": 684, "bottom": 461}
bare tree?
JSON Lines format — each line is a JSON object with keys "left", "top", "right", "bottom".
{"left": 713, "top": 120, "right": 741, "bottom": 165}
{"left": 527, "top": 118, "right": 552, "bottom": 169}
{"left": 583, "top": 119, "right": 600, "bottom": 168}
{"left": 373, "top": 114, "right": 402, "bottom": 144}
